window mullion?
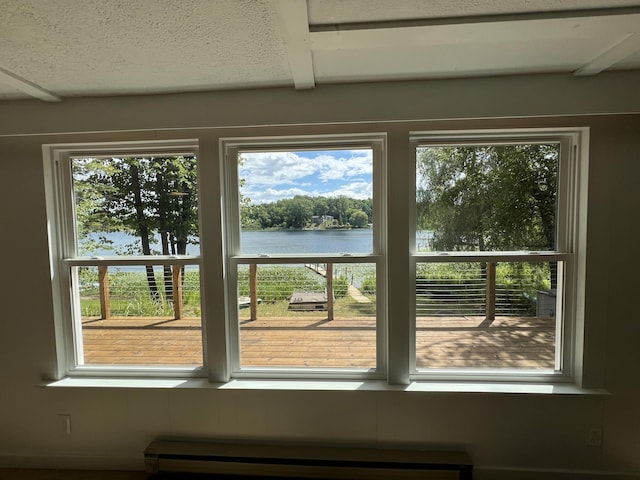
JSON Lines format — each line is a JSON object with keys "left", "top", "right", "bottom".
{"left": 200, "top": 135, "right": 230, "bottom": 382}
{"left": 387, "top": 129, "right": 412, "bottom": 385}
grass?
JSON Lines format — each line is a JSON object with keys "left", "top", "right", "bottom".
{"left": 78, "top": 267, "right": 201, "bottom": 318}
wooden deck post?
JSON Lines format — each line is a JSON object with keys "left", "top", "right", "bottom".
{"left": 326, "top": 262, "right": 334, "bottom": 321}
{"left": 172, "top": 265, "right": 183, "bottom": 320}
{"left": 98, "top": 265, "right": 111, "bottom": 319}
{"left": 250, "top": 263, "right": 258, "bottom": 321}
{"left": 486, "top": 261, "right": 496, "bottom": 320}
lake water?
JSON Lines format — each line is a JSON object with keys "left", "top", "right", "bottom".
{"left": 84, "top": 229, "right": 373, "bottom": 256}
{"left": 83, "top": 229, "right": 433, "bottom": 257}
{"left": 241, "top": 229, "right": 372, "bottom": 254}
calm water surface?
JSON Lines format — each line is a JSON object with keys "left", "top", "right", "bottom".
{"left": 84, "top": 229, "right": 374, "bottom": 256}
{"left": 83, "top": 229, "right": 432, "bottom": 256}
{"left": 240, "top": 229, "right": 372, "bottom": 254}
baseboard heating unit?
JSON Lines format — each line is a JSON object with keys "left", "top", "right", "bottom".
{"left": 144, "top": 440, "right": 473, "bottom": 479}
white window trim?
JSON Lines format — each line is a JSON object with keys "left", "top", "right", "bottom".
{"left": 407, "top": 127, "right": 589, "bottom": 384}
{"left": 41, "top": 127, "right": 594, "bottom": 390}
{"left": 220, "top": 134, "right": 387, "bottom": 380}
{"left": 43, "top": 140, "right": 205, "bottom": 378}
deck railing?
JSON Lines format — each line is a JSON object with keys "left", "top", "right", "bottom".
{"left": 87, "top": 261, "right": 543, "bottom": 321}
{"left": 92, "top": 264, "right": 188, "bottom": 320}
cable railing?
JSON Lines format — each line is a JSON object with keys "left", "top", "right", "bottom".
{"left": 416, "top": 261, "right": 554, "bottom": 317}
{"left": 236, "top": 263, "right": 376, "bottom": 321}
{"left": 77, "top": 265, "right": 201, "bottom": 319}
{"left": 77, "top": 261, "right": 553, "bottom": 321}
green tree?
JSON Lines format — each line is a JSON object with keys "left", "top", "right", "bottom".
{"left": 73, "top": 155, "right": 199, "bottom": 300}
{"left": 347, "top": 209, "right": 369, "bottom": 228}
{"left": 240, "top": 195, "right": 374, "bottom": 230}
{"left": 416, "top": 144, "right": 558, "bottom": 286}
{"left": 327, "top": 195, "right": 352, "bottom": 225}
{"left": 281, "top": 196, "right": 313, "bottom": 228}
{"left": 416, "top": 144, "right": 557, "bottom": 251}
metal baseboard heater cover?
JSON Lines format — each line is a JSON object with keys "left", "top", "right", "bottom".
{"left": 144, "top": 440, "right": 473, "bottom": 479}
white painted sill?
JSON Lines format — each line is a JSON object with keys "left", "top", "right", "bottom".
{"left": 46, "top": 377, "right": 608, "bottom": 395}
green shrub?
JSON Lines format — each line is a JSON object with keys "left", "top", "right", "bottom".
{"left": 361, "top": 275, "right": 376, "bottom": 295}
{"left": 333, "top": 275, "right": 349, "bottom": 298}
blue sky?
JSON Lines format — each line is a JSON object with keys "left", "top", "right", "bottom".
{"left": 239, "top": 149, "right": 373, "bottom": 204}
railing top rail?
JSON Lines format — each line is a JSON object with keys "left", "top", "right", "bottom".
{"left": 64, "top": 256, "right": 200, "bottom": 266}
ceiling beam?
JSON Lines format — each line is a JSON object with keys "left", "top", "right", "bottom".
{"left": 0, "top": 65, "right": 61, "bottom": 102}
{"left": 309, "top": 6, "right": 640, "bottom": 32}
{"left": 273, "top": 0, "right": 315, "bottom": 90}
{"left": 574, "top": 33, "right": 640, "bottom": 76}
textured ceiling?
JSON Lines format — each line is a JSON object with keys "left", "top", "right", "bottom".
{"left": 1, "top": 0, "right": 640, "bottom": 102}
{"left": 0, "top": 0, "right": 291, "bottom": 99}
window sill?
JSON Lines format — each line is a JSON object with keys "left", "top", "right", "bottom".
{"left": 45, "top": 377, "right": 608, "bottom": 395}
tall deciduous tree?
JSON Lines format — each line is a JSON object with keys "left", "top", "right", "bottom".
{"left": 416, "top": 144, "right": 558, "bottom": 286}
{"left": 73, "top": 155, "right": 199, "bottom": 300}
{"left": 416, "top": 144, "right": 558, "bottom": 251}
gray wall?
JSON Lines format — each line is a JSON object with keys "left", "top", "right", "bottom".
{"left": 0, "top": 72, "right": 639, "bottom": 478}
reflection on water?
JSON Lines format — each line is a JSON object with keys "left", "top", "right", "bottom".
{"left": 82, "top": 229, "right": 432, "bottom": 257}
{"left": 240, "top": 229, "right": 372, "bottom": 254}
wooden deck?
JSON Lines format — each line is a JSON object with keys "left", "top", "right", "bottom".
{"left": 81, "top": 315, "right": 556, "bottom": 370}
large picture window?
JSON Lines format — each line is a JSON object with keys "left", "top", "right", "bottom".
{"left": 45, "top": 127, "right": 587, "bottom": 385}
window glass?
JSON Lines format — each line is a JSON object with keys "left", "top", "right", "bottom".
{"left": 237, "top": 262, "right": 376, "bottom": 369}
{"left": 68, "top": 154, "right": 202, "bottom": 368}
{"left": 238, "top": 149, "right": 373, "bottom": 254}
{"left": 75, "top": 265, "right": 202, "bottom": 367}
{"left": 415, "top": 261, "right": 559, "bottom": 370}
{"left": 416, "top": 262, "right": 560, "bottom": 370}
{"left": 414, "top": 139, "right": 566, "bottom": 373}
{"left": 415, "top": 144, "right": 559, "bottom": 252}
{"left": 72, "top": 155, "right": 199, "bottom": 256}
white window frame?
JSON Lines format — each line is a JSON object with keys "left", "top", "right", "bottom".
{"left": 408, "top": 128, "right": 589, "bottom": 384}
{"left": 42, "top": 128, "right": 592, "bottom": 389}
{"left": 220, "top": 134, "right": 387, "bottom": 380}
{"left": 44, "top": 140, "right": 205, "bottom": 378}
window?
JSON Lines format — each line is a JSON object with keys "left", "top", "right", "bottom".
{"left": 222, "top": 135, "right": 385, "bottom": 377}
{"left": 45, "top": 127, "right": 588, "bottom": 386}
{"left": 411, "top": 130, "right": 586, "bottom": 381}
{"left": 46, "top": 141, "right": 203, "bottom": 374}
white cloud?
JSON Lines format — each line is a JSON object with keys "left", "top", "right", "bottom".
{"left": 317, "top": 152, "right": 372, "bottom": 182}
{"left": 322, "top": 181, "right": 373, "bottom": 200}
{"left": 238, "top": 149, "right": 373, "bottom": 203}
{"left": 252, "top": 187, "right": 312, "bottom": 203}
{"left": 239, "top": 150, "right": 372, "bottom": 187}
{"left": 239, "top": 152, "right": 311, "bottom": 186}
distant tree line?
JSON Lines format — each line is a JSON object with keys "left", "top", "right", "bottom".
{"left": 241, "top": 195, "right": 372, "bottom": 230}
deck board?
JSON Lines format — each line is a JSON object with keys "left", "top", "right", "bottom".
{"left": 81, "top": 315, "right": 555, "bottom": 369}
